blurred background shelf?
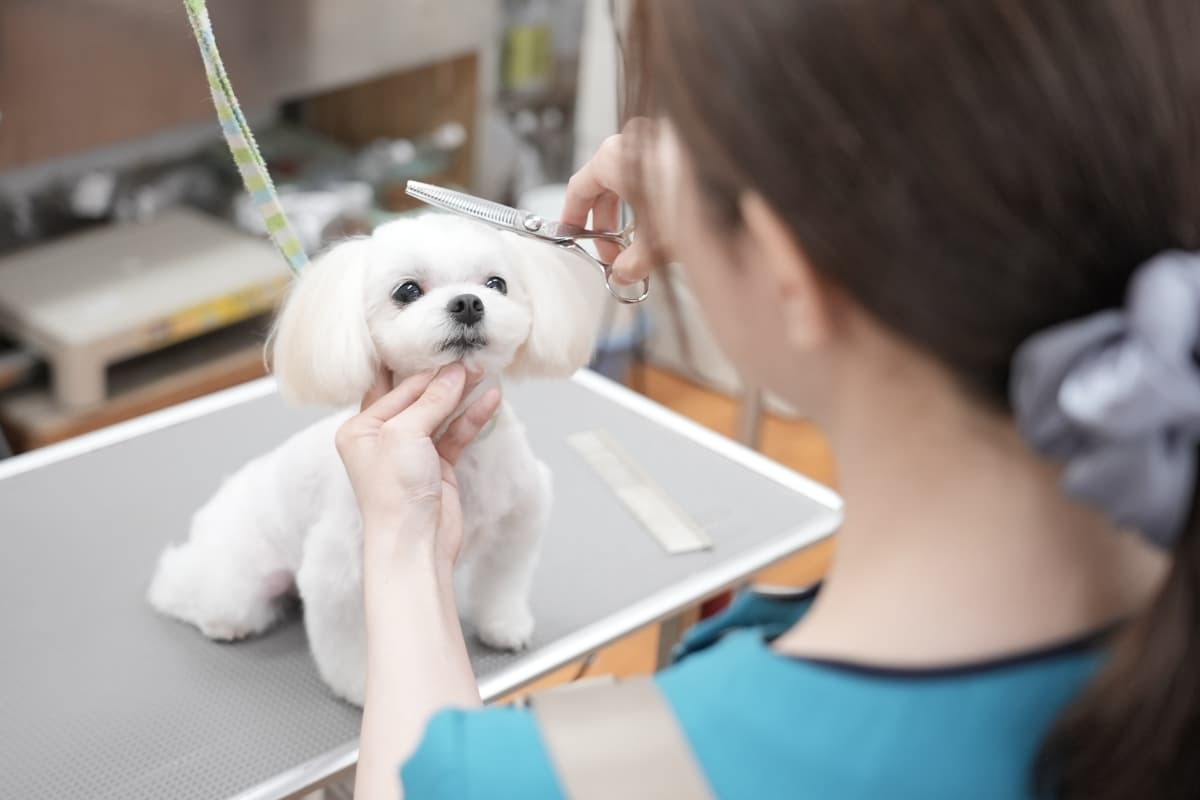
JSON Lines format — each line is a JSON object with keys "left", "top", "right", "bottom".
{"left": 0, "top": 0, "right": 494, "bottom": 176}
{"left": 0, "top": 317, "right": 270, "bottom": 451}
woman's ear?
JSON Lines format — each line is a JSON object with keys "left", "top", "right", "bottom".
{"left": 740, "top": 192, "right": 833, "bottom": 352}
{"left": 268, "top": 238, "right": 378, "bottom": 406}
{"left": 503, "top": 231, "right": 605, "bottom": 378}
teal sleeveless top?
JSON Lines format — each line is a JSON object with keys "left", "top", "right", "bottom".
{"left": 402, "top": 588, "right": 1109, "bottom": 799}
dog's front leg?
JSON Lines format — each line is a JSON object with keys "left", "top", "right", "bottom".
{"left": 296, "top": 516, "right": 368, "bottom": 706}
{"left": 459, "top": 462, "right": 551, "bottom": 652}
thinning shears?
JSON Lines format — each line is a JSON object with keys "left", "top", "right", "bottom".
{"left": 405, "top": 180, "right": 650, "bottom": 304}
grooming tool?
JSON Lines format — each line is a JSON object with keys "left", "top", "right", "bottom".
{"left": 405, "top": 180, "right": 650, "bottom": 304}
{"left": 568, "top": 429, "right": 711, "bottom": 554}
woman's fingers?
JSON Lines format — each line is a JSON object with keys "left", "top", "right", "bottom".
{"left": 591, "top": 188, "right": 623, "bottom": 263}
{"left": 380, "top": 363, "right": 468, "bottom": 439}
{"left": 358, "top": 369, "right": 439, "bottom": 426}
{"left": 351, "top": 362, "right": 491, "bottom": 450}
{"left": 562, "top": 135, "right": 627, "bottom": 227}
{"left": 611, "top": 238, "right": 653, "bottom": 284}
{"left": 354, "top": 363, "right": 489, "bottom": 434}
{"left": 592, "top": 189, "right": 621, "bottom": 233}
{"left": 436, "top": 388, "right": 502, "bottom": 466}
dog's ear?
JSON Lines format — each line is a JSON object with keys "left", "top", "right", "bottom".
{"left": 269, "top": 238, "right": 378, "bottom": 406}
{"left": 503, "top": 232, "right": 605, "bottom": 378}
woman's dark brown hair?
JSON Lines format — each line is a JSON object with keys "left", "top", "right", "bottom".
{"left": 624, "top": 1, "right": 1200, "bottom": 797}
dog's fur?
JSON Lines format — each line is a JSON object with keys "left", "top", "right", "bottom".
{"left": 147, "top": 214, "right": 601, "bottom": 705}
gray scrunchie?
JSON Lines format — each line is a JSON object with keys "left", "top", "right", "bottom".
{"left": 1011, "top": 251, "right": 1200, "bottom": 548}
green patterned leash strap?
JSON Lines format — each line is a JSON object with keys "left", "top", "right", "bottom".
{"left": 183, "top": 0, "right": 309, "bottom": 273}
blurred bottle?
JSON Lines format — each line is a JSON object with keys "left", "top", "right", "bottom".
{"left": 502, "top": 0, "right": 554, "bottom": 98}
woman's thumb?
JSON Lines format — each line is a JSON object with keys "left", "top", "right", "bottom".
{"left": 612, "top": 240, "right": 651, "bottom": 285}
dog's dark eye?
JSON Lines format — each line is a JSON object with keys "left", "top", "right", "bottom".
{"left": 485, "top": 276, "right": 508, "bottom": 295}
{"left": 391, "top": 281, "right": 423, "bottom": 305}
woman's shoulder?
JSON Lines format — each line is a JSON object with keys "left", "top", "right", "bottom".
{"left": 402, "top": 587, "right": 1107, "bottom": 799}
{"left": 399, "top": 632, "right": 772, "bottom": 800}
{"left": 401, "top": 588, "right": 815, "bottom": 798}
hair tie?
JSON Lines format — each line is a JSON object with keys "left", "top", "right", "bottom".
{"left": 1011, "top": 251, "right": 1200, "bottom": 548}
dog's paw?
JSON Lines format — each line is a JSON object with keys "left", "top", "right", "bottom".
{"left": 196, "top": 619, "right": 259, "bottom": 642}
{"left": 321, "top": 669, "right": 366, "bottom": 707}
{"left": 151, "top": 590, "right": 278, "bottom": 642}
{"left": 147, "top": 549, "right": 284, "bottom": 642}
{"left": 475, "top": 604, "right": 535, "bottom": 651}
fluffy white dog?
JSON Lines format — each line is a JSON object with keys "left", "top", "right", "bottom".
{"left": 147, "top": 213, "right": 601, "bottom": 705}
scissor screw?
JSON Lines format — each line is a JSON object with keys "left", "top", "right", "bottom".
{"left": 523, "top": 216, "right": 543, "bottom": 232}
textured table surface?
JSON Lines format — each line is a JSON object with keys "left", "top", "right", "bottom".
{"left": 0, "top": 372, "right": 840, "bottom": 799}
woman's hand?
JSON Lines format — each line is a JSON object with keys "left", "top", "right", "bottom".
{"left": 562, "top": 128, "right": 655, "bottom": 285}
{"left": 335, "top": 363, "right": 501, "bottom": 567}
{"left": 343, "top": 364, "right": 495, "bottom": 800}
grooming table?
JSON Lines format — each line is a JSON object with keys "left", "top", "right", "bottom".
{"left": 0, "top": 371, "right": 842, "bottom": 800}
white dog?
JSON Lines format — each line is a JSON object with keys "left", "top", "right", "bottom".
{"left": 147, "top": 214, "right": 601, "bottom": 705}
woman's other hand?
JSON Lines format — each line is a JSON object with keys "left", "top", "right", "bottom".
{"left": 562, "top": 129, "right": 655, "bottom": 286}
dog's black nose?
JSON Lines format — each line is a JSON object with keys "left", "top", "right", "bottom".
{"left": 447, "top": 293, "right": 485, "bottom": 325}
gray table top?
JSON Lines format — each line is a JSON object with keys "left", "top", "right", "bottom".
{"left": 0, "top": 371, "right": 841, "bottom": 800}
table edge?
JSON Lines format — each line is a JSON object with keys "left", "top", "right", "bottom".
{"left": 0, "top": 377, "right": 283, "bottom": 480}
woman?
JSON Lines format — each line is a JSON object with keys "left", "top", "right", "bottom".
{"left": 337, "top": 2, "right": 1200, "bottom": 798}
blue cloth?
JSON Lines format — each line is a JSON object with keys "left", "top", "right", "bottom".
{"left": 402, "top": 590, "right": 1107, "bottom": 799}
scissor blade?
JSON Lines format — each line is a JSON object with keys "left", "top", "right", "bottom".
{"left": 405, "top": 181, "right": 521, "bottom": 230}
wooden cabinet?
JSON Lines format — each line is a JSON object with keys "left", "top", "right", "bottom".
{"left": 0, "top": 0, "right": 495, "bottom": 172}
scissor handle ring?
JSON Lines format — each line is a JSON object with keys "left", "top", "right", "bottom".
{"left": 604, "top": 271, "right": 651, "bottom": 304}
{"left": 560, "top": 241, "right": 651, "bottom": 304}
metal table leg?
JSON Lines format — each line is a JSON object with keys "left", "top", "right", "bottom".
{"left": 737, "top": 386, "right": 765, "bottom": 449}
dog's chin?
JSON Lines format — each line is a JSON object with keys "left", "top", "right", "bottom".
{"left": 384, "top": 337, "right": 514, "bottom": 379}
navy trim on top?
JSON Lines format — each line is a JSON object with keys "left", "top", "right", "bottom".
{"left": 774, "top": 621, "right": 1119, "bottom": 680}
